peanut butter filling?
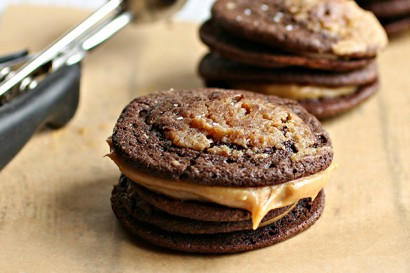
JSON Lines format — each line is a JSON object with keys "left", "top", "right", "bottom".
{"left": 108, "top": 148, "right": 335, "bottom": 229}
{"left": 259, "top": 203, "right": 296, "bottom": 228}
{"left": 229, "top": 83, "right": 357, "bottom": 100}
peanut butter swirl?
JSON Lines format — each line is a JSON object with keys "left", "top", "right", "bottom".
{"left": 156, "top": 94, "right": 317, "bottom": 160}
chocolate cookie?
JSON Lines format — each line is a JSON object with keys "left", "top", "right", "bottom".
{"left": 197, "top": 0, "right": 387, "bottom": 119}
{"left": 110, "top": 89, "right": 332, "bottom": 186}
{"left": 117, "top": 175, "right": 295, "bottom": 234}
{"left": 199, "top": 53, "right": 378, "bottom": 87}
{"left": 199, "top": 54, "right": 379, "bottom": 119}
{"left": 111, "top": 176, "right": 326, "bottom": 253}
{"left": 299, "top": 81, "right": 378, "bottom": 118}
{"left": 200, "top": 20, "right": 374, "bottom": 71}
{"left": 108, "top": 89, "right": 334, "bottom": 253}
{"left": 128, "top": 179, "right": 253, "bottom": 222}
{"left": 211, "top": 0, "right": 387, "bottom": 58}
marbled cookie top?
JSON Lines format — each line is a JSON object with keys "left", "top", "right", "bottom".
{"left": 111, "top": 89, "right": 333, "bottom": 186}
{"left": 212, "top": 0, "right": 388, "bottom": 58}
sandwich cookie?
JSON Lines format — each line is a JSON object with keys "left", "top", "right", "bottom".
{"left": 199, "top": 53, "right": 379, "bottom": 119}
{"left": 199, "top": 0, "right": 387, "bottom": 118}
{"left": 108, "top": 89, "right": 335, "bottom": 253}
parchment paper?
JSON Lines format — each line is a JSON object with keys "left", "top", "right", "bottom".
{"left": 0, "top": 5, "right": 409, "bottom": 273}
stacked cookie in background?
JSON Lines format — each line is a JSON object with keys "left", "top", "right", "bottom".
{"left": 357, "top": 0, "right": 410, "bottom": 37}
{"left": 199, "top": 0, "right": 388, "bottom": 119}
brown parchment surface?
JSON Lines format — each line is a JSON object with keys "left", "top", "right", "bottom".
{"left": 0, "top": 5, "right": 409, "bottom": 273}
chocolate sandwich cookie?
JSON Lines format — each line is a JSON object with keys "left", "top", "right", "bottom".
{"left": 111, "top": 177, "right": 326, "bottom": 253}
{"left": 211, "top": 0, "right": 387, "bottom": 58}
{"left": 198, "top": 0, "right": 387, "bottom": 118}
{"left": 199, "top": 54, "right": 378, "bottom": 87}
{"left": 357, "top": 0, "right": 410, "bottom": 37}
{"left": 199, "top": 53, "right": 379, "bottom": 118}
{"left": 127, "top": 178, "right": 258, "bottom": 222}
{"left": 108, "top": 89, "right": 335, "bottom": 253}
{"left": 116, "top": 176, "right": 296, "bottom": 234}
{"left": 199, "top": 20, "right": 374, "bottom": 71}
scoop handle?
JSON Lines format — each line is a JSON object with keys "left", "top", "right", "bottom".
{"left": 0, "top": 64, "right": 81, "bottom": 170}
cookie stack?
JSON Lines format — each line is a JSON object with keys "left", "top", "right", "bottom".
{"left": 357, "top": 0, "right": 410, "bottom": 37}
{"left": 109, "top": 89, "right": 334, "bottom": 253}
{"left": 199, "top": 0, "right": 388, "bottom": 119}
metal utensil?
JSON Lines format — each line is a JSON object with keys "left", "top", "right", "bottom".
{"left": 0, "top": 0, "right": 187, "bottom": 170}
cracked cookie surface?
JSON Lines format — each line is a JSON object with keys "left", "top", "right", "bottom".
{"left": 212, "top": 0, "right": 387, "bottom": 57}
{"left": 111, "top": 89, "right": 332, "bottom": 186}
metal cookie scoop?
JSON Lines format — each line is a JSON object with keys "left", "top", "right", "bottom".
{"left": 0, "top": 0, "right": 187, "bottom": 170}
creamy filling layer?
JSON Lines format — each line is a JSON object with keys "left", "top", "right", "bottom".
{"left": 258, "top": 203, "right": 297, "bottom": 228}
{"left": 229, "top": 83, "right": 358, "bottom": 100}
{"left": 108, "top": 147, "right": 335, "bottom": 229}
